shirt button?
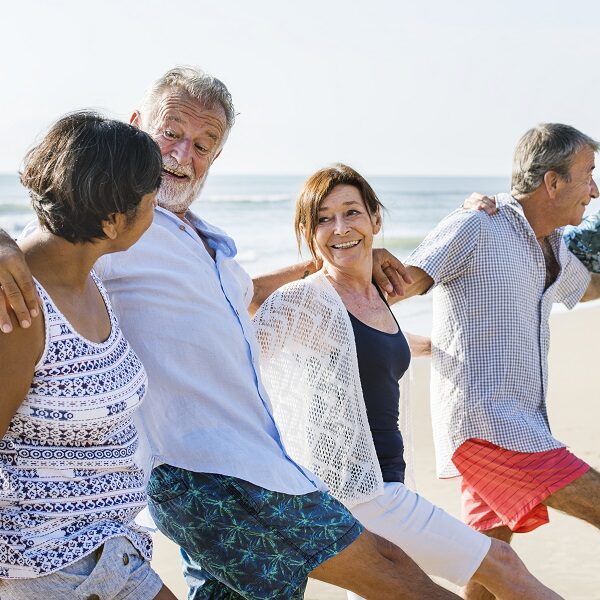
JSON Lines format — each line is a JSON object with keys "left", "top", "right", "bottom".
{"left": 179, "top": 224, "right": 186, "bottom": 231}
{"left": 123, "top": 553, "right": 130, "bottom": 565}
{"left": 86, "top": 595, "right": 101, "bottom": 600}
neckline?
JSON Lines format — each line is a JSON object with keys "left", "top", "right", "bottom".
{"left": 347, "top": 310, "right": 401, "bottom": 336}
{"left": 316, "top": 270, "right": 401, "bottom": 335}
{"left": 34, "top": 273, "right": 117, "bottom": 348}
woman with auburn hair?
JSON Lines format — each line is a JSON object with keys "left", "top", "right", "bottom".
{"left": 254, "top": 164, "right": 558, "bottom": 600}
{"left": 0, "top": 112, "right": 176, "bottom": 600}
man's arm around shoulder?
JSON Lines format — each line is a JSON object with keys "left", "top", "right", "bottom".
{"left": 388, "top": 209, "right": 484, "bottom": 305}
{"left": 0, "top": 228, "right": 40, "bottom": 333}
{"left": 249, "top": 259, "right": 318, "bottom": 316}
{"left": 387, "top": 266, "right": 434, "bottom": 305}
{"left": 249, "top": 249, "right": 420, "bottom": 315}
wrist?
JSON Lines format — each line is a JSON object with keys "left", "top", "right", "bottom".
{"left": 302, "top": 257, "right": 321, "bottom": 278}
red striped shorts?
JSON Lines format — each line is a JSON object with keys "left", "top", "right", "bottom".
{"left": 452, "top": 438, "right": 590, "bottom": 533}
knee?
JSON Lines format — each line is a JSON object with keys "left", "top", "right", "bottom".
{"left": 479, "top": 539, "right": 525, "bottom": 580}
{"left": 364, "top": 530, "right": 406, "bottom": 562}
{"left": 489, "top": 539, "right": 518, "bottom": 565}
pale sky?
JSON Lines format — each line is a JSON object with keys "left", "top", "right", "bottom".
{"left": 2, "top": 0, "right": 600, "bottom": 176}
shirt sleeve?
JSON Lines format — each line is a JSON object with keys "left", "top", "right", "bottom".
{"left": 555, "top": 240, "right": 591, "bottom": 309}
{"left": 229, "top": 260, "right": 254, "bottom": 308}
{"left": 92, "top": 254, "right": 111, "bottom": 282}
{"left": 18, "top": 219, "right": 39, "bottom": 240}
{"left": 405, "top": 209, "right": 483, "bottom": 287}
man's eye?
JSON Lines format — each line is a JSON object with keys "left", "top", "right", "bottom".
{"left": 164, "top": 129, "right": 177, "bottom": 139}
{"left": 195, "top": 144, "right": 208, "bottom": 154}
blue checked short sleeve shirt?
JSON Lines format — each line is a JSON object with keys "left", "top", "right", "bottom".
{"left": 406, "top": 194, "right": 591, "bottom": 477}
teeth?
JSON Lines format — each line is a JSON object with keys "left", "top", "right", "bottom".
{"left": 163, "top": 166, "right": 187, "bottom": 178}
{"left": 332, "top": 240, "right": 360, "bottom": 249}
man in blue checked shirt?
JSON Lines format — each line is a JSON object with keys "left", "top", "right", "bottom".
{"left": 401, "top": 123, "right": 600, "bottom": 600}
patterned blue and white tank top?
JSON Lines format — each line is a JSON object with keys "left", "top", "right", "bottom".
{"left": 0, "top": 273, "right": 151, "bottom": 578}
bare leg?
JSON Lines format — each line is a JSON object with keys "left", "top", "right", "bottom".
{"left": 468, "top": 538, "right": 563, "bottom": 600}
{"left": 153, "top": 584, "right": 179, "bottom": 600}
{"left": 462, "top": 526, "right": 512, "bottom": 600}
{"left": 310, "top": 530, "right": 461, "bottom": 599}
{"left": 542, "top": 467, "right": 600, "bottom": 528}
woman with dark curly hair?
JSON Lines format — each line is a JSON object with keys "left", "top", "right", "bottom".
{"left": 0, "top": 112, "right": 176, "bottom": 600}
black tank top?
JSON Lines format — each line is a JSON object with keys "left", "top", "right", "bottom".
{"left": 348, "top": 294, "right": 411, "bottom": 483}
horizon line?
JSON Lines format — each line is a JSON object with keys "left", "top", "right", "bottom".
{"left": 0, "top": 171, "right": 509, "bottom": 179}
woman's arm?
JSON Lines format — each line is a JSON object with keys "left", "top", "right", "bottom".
{"left": 250, "top": 249, "right": 416, "bottom": 316}
{"left": 250, "top": 259, "right": 319, "bottom": 316}
{"left": 405, "top": 332, "right": 432, "bottom": 358}
{"left": 0, "top": 303, "right": 44, "bottom": 437}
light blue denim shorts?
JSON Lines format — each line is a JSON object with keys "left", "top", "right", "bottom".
{"left": 0, "top": 536, "right": 163, "bottom": 600}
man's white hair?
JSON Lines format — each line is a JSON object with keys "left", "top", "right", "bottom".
{"left": 140, "top": 66, "right": 236, "bottom": 132}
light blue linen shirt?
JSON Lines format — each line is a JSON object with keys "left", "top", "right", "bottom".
{"left": 93, "top": 207, "right": 324, "bottom": 495}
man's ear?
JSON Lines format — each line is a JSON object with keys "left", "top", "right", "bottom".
{"left": 130, "top": 111, "right": 142, "bottom": 128}
{"left": 543, "top": 170, "right": 561, "bottom": 197}
{"left": 101, "top": 213, "right": 126, "bottom": 240}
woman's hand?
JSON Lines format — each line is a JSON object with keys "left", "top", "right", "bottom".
{"left": 462, "top": 193, "right": 497, "bottom": 215}
{"left": 0, "top": 230, "right": 40, "bottom": 333}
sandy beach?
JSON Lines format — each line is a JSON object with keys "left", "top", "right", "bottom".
{"left": 151, "top": 300, "right": 600, "bottom": 599}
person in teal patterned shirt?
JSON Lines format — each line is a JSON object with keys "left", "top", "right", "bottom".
{"left": 564, "top": 211, "right": 600, "bottom": 272}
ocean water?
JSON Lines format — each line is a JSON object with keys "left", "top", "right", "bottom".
{"left": 0, "top": 172, "right": 570, "bottom": 334}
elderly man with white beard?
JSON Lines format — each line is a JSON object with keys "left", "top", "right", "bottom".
{"left": 0, "top": 67, "right": 562, "bottom": 600}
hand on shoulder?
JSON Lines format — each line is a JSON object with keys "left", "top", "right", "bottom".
{"left": 0, "top": 230, "right": 41, "bottom": 333}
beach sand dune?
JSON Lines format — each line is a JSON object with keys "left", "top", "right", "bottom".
{"left": 152, "top": 301, "right": 600, "bottom": 599}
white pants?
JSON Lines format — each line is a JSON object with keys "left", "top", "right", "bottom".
{"left": 346, "top": 482, "right": 490, "bottom": 599}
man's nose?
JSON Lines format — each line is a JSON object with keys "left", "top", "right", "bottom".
{"left": 171, "top": 139, "right": 193, "bottom": 165}
{"left": 591, "top": 177, "right": 599, "bottom": 199}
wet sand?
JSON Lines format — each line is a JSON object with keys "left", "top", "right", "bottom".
{"left": 152, "top": 301, "right": 600, "bottom": 599}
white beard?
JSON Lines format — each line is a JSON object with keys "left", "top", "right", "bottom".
{"left": 157, "top": 174, "right": 206, "bottom": 214}
{"left": 157, "top": 157, "right": 207, "bottom": 214}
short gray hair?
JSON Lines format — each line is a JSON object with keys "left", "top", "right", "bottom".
{"left": 511, "top": 123, "right": 599, "bottom": 195}
{"left": 140, "top": 66, "right": 236, "bottom": 133}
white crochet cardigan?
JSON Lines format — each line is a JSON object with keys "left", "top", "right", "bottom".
{"left": 254, "top": 271, "right": 413, "bottom": 508}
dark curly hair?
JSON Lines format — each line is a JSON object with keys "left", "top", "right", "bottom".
{"left": 20, "top": 111, "right": 162, "bottom": 243}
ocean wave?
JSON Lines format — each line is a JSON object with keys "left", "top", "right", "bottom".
{"left": 235, "top": 250, "right": 258, "bottom": 263}
{"left": 0, "top": 203, "right": 31, "bottom": 214}
{"left": 0, "top": 214, "right": 33, "bottom": 238}
{"left": 377, "top": 235, "right": 425, "bottom": 250}
{"left": 200, "top": 193, "right": 291, "bottom": 204}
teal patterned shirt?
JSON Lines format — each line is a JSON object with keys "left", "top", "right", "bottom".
{"left": 564, "top": 211, "right": 600, "bottom": 273}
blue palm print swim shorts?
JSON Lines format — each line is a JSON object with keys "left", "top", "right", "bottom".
{"left": 147, "top": 465, "right": 363, "bottom": 599}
